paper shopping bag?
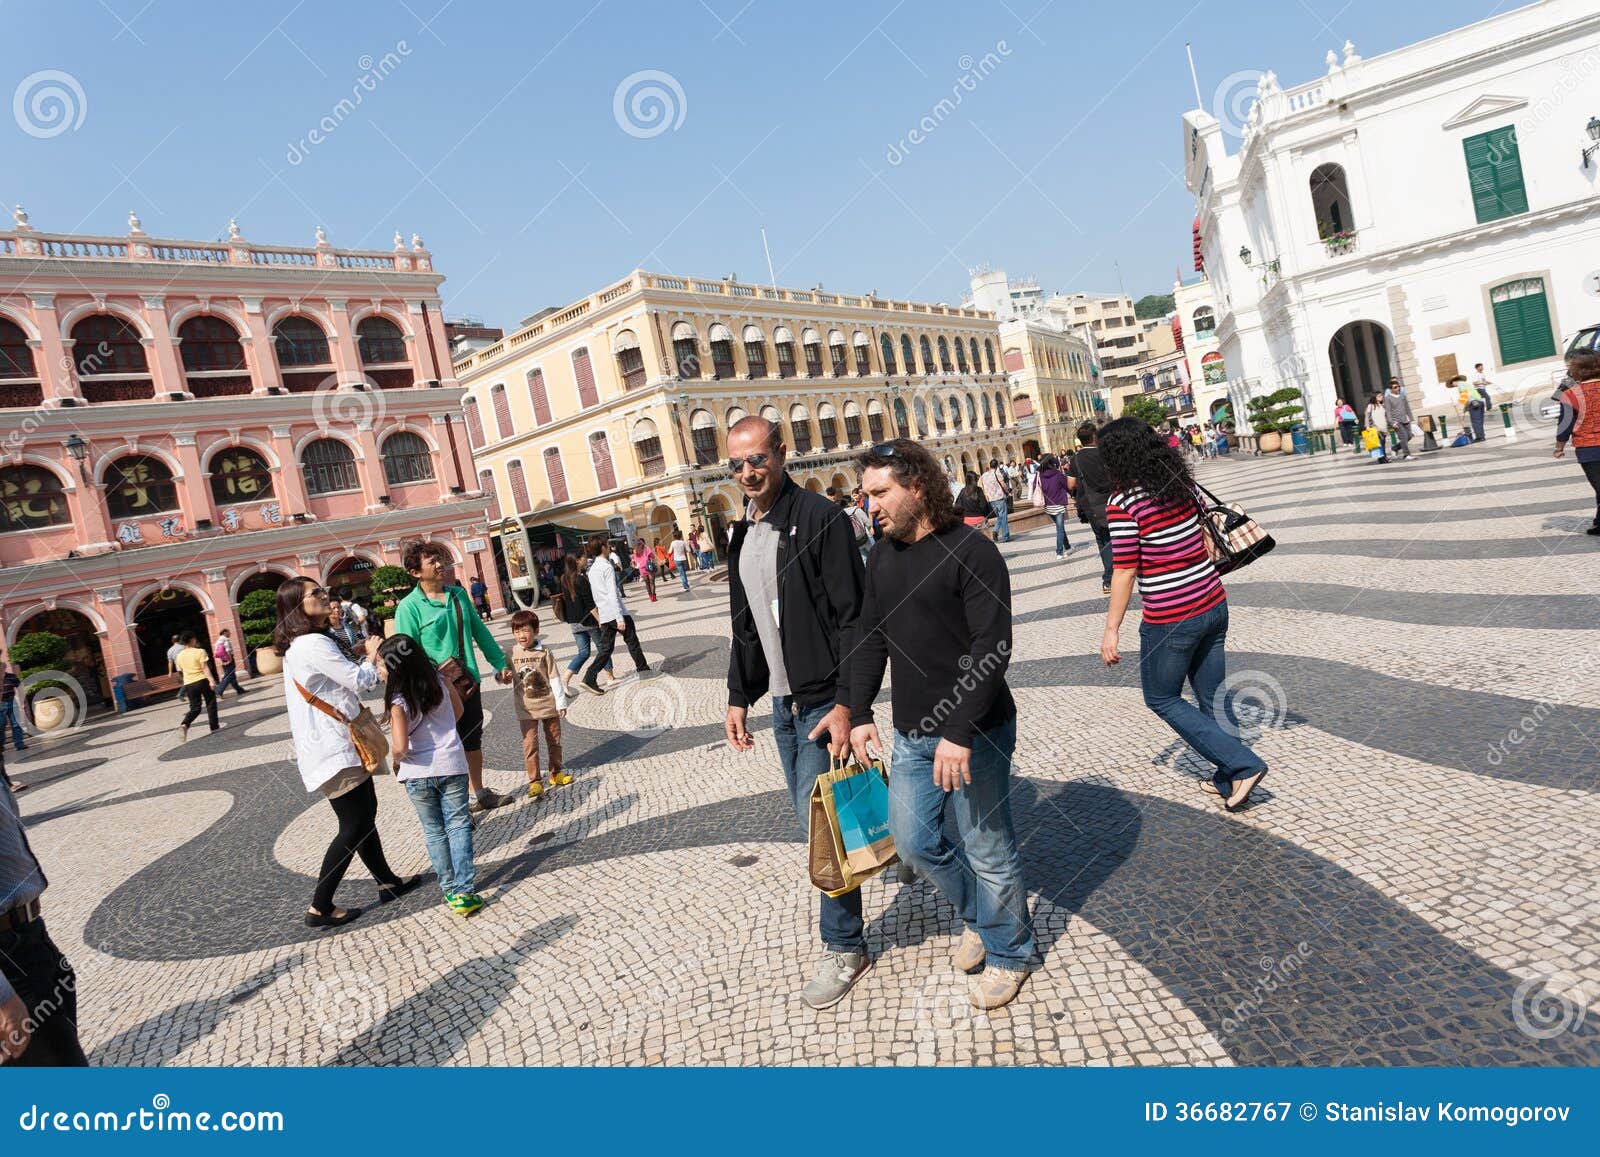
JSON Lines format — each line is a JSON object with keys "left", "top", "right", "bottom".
{"left": 830, "top": 760, "right": 895, "bottom": 875}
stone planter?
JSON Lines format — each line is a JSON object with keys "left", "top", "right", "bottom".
{"left": 253, "top": 647, "right": 282, "bottom": 675}
{"left": 1258, "top": 431, "right": 1282, "bottom": 453}
{"left": 1281, "top": 437, "right": 1296, "bottom": 455}
{"left": 29, "top": 695, "right": 73, "bottom": 732}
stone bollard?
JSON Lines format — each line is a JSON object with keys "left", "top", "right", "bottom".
{"left": 1500, "top": 401, "right": 1518, "bottom": 442}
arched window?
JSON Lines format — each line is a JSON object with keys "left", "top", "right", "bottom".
{"left": 490, "top": 383, "right": 513, "bottom": 439}
{"left": 852, "top": 332, "right": 871, "bottom": 377}
{"left": 900, "top": 334, "right": 915, "bottom": 376}
{"left": 938, "top": 336, "right": 952, "bottom": 373}
{"left": 954, "top": 338, "right": 969, "bottom": 373}
{"left": 1193, "top": 306, "right": 1215, "bottom": 336}
{"left": 301, "top": 438, "right": 360, "bottom": 496}
{"left": 356, "top": 316, "right": 407, "bottom": 364}
{"left": 913, "top": 398, "right": 929, "bottom": 437}
{"left": 880, "top": 334, "right": 898, "bottom": 375}
{"left": 506, "top": 459, "right": 530, "bottom": 512}
{"left": 105, "top": 454, "right": 179, "bottom": 517}
{"left": 589, "top": 431, "right": 617, "bottom": 490}
{"left": 965, "top": 394, "right": 978, "bottom": 428}
{"left": 1, "top": 464, "right": 71, "bottom": 532}
{"left": 984, "top": 340, "right": 996, "bottom": 374}
{"left": 817, "top": 402, "right": 839, "bottom": 450}
{"left": 709, "top": 323, "right": 736, "bottom": 378}
{"left": 690, "top": 408, "right": 718, "bottom": 466}
{"left": 0, "top": 318, "right": 36, "bottom": 380}
{"left": 572, "top": 346, "right": 599, "bottom": 408}
{"left": 479, "top": 468, "right": 500, "bottom": 520}
{"left": 1309, "top": 162, "right": 1354, "bottom": 243}
{"left": 544, "top": 447, "right": 569, "bottom": 503}
{"left": 381, "top": 431, "right": 435, "bottom": 486}
{"left": 982, "top": 393, "right": 994, "bottom": 428}
{"left": 614, "top": 329, "right": 646, "bottom": 391}
{"left": 931, "top": 396, "right": 947, "bottom": 435}
{"left": 802, "top": 328, "right": 823, "bottom": 376}
{"left": 272, "top": 316, "right": 331, "bottom": 367}
{"left": 948, "top": 393, "right": 963, "bottom": 431}
{"left": 829, "top": 330, "right": 848, "bottom": 375}
{"left": 773, "top": 326, "right": 797, "bottom": 378}
{"left": 671, "top": 321, "right": 700, "bottom": 379}
{"left": 789, "top": 403, "right": 813, "bottom": 454}
{"left": 464, "top": 397, "right": 486, "bottom": 449}
{"left": 993, "top": 390, "right": 1007, "bottom": 426}
{"left": 72, "top": 314, "right": 147, "bottom": 376}
{"left": 208, "top": 446, "right": 274, "bottom": 505}
{"left": 633, "top": 417, "right": 665, "bottom": 477}
{"left": 178, "top": 316, "right": 245, "bottom": 372}
{"left": 892, "top": 398, "right": 909, "bottom": 439}
{"left": 843, "top": 401, "right": 864, "bottom": 445}
{"left": 726, "top": 405, "right": 748, "bottom": 427}
{"left": 969, "top": 338, "right": 981, "bottom": 374}
{"left": 743, "top": 325, "right": 768, "bottom": 378}
{"left": 919, "top": 336, "right": 935, "bottom": 375}
{"left": 526, "top": 368, "right": 552, "bottom": 425}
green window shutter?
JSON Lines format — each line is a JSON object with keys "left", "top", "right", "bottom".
{"left": 1464, "top": 126, "right": 1527, "bottom": 223}
{"left": 1518, "top": 291, "right": 1555, "bottom": 361}
{"left": 1464, "top": 133, "right": 1500, "bottom": 223}
{"left": 1493, "top": 296, "right": 1527, "bottom": 364}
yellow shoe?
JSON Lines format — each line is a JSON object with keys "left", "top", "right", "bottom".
{"left": 548, "top": 770, "right": 574, "bottom": 787}
{"left": 527, "top": 780, "right": 544, "bottom": 799}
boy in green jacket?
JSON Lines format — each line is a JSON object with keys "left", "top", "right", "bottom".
{"left": 393, "top": 540, "right": 516, "bottom": 813}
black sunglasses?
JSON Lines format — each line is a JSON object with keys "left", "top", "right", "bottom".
{"left": 865, "top": 442, "right": 900, "bottom": 459}
{"left": 727, "top": 452, "right": 772, "bottom": 473}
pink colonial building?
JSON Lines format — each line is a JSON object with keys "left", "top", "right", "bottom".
{"left": 0, "top": 208, "right": 495, "bottom": 707}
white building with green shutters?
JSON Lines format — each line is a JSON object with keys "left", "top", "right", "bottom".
{"left": 1182, "top": 0, "right": 1600, "bottom": 427}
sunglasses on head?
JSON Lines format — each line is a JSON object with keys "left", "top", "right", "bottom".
{"left": 727, "top": 453, "right": 772, "bottom": 473}
{"left": 865, "top": 442, "right": 900, "bottom": 459}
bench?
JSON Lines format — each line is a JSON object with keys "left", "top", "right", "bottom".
{"left": 117, "top": 673, "right": 183, "bottom": 711}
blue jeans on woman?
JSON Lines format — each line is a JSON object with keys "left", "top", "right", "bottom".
{"left": 675, "top": 559, "right": 690, "bottom": 590}
{"left": 888, "top": 717, "right": 1038, "bottom": 972}
{"left": 1137, "top": 600, "right": 1266, "bottom": 790}
{"left": 1, "top": 700, "right": 26, "bottom": 750}
{"left": 1047, "top": 508, "right": 1070, "bottom": 556}
{"left": 403, "top": 774, "right": 475, "bottom": 896}
{"left": 773, "top": 695, "right": 865, "bottom": 953}
{"left": 566, "top": 624, "right": 613, "bottom": 677}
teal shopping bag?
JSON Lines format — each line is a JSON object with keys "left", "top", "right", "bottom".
{"left": 828, "top": 757, "right": 895, "bottom": 876}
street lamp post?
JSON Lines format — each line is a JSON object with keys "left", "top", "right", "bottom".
{"left": 64, "top": 433, "right": 90, "bottom": 483}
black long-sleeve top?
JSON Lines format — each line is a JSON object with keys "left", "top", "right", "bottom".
{"left": 846, "top": 522, "right": 1015, "bottom": 746}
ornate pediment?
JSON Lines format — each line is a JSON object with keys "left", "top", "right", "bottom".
{"left": 1442, "top": 94, "right": 1527, "bottom": 131}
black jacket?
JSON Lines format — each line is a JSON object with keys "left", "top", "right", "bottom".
{"left": 727, "top": 475, "right": 866, "bottom": 710}
{"left": 556, "top": 572, "right": 598, "bottom": 626}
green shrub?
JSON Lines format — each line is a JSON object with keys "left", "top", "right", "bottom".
{"left": 1121, "top": 395, "right": 1171, "bottom": 427}
{"left": 10, "top": 631, "right": 70, "bottom": 697}
{"left": 238, "top": 589, "right": 279, "bottom": 651}
{"left": 1247, "top": 387, "right": 1304, "bottom": 434}
{"left": 369, "top": 565, "right": 414, "bottom": 622}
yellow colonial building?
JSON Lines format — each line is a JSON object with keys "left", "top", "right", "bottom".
{"left": 998, "top": 318, "right": 1101, "bottom": 452}
{"left": 456, "top": 271, "right": 1051, "bottom": 560}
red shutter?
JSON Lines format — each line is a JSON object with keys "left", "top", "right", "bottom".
{"left": 590, "top": 432, "right": 616, "bottom": 490}
{"left": 491, "top": 385, "right": 513, "bottom": 439}
{"left": 1013, "top": 396, "right": 1033, "bottom": 418}
{"left": 572, "top": 348, "right": 598, "bottom": 408}
{"left": 464, "top": 397, "right": 486, "bottom": 449}
{"left": 1003, "top": 348, "right": 1025, "bottom": 373}
{"left": 527, "top": 368, "right": 552, "bottom": 425}
{"left": 544, "top": 447, "right": 569, "bottom": 504}
{"left": 479, "top": 469, "right": 500, "bottom": 519}
{"left": 507, "top": 460, "right": 530, "bottom": 512}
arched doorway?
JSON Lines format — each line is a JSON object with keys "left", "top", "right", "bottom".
{"left": 326, "top": 555, "right": 379, "bottom": 604}
{"left": 1328, "top": 320, "right": 1394, "bottom": 407}
{"left": 705, "top": 493, "right": 732, "bottom": 561}
{"left": 131, "top": 587, "right": 209, "bottom": 678}
{"left": 804, "top": 477, "right": 823, "bottom": 493}
{"left": 12, "top": 608, "right": 110, "bottom": 707}
{"left": 236, "top": 568, "right": 292, "bottom": 606}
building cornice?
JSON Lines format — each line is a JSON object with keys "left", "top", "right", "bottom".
{"left": 12, "top": 387, "right": 465, "bottom": 436}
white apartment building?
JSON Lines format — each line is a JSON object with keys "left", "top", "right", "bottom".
{"left": 1173, "top": 274, "right": 1229, "bottom": 424}
{"left": 1184, "top": 0, "right": 1600, "bottom": 428}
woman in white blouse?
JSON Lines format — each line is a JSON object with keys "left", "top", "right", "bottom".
{"left": 275, "top": 577, "right": 419, "bottom": 928}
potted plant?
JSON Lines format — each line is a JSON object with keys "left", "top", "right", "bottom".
{"left": 1247, "top": 387, "right": 1304, "bottom": 454}
{"left": 368, "top": 565, "right": 415, "bottom": 631}
{"left": 239, "top": 588, "right": 281, "bottom": 675}
{"left": 10, "top": 630, "right": 75, "bottom": 732}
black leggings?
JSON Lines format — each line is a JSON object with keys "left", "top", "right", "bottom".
{"left": 311, "top": 776, "right": 400, "bottom": 914}
{"left": 1581, "top": 459, "right": 1600, "bottom": 526}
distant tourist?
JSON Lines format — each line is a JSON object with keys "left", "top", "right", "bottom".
{"left": 1068, "top": 422, "right": 1115, "bottom": 593}
{"left": 174, "top": 632, "right": 223, "bottom": 741}
{"left": 1553, "top": 347, "right": 1600, "bottom": 536}
{"left": 1034, "top": 453, "right": 1073, "bottom": 559}
{"left": 1, "top": 660, "right": 26, "bottom": 755}
{"left": 1383, "top": 379, "right": 1415, "bottom": 460}
{"left": 211, "top": 629, "right": 247, "bottom": 698}
{"left": 509, "top": 610, "right": 572, "bottom": 800}
{"left": 1334, "top": 399, "right": 1358, "bottom": 452}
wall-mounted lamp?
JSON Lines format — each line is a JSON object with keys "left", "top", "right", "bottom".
{"left": 1583, "top": 116, "right": 1600, "bottom": 169}
{"left": 64, "top": 433, "right": 90, "bottom": 482}
{"left": 1238, "top": 246, "right": 1252, "bottom": 264}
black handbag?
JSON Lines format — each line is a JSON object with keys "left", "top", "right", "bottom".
{"left": 1191, "top": 480, "right": 1275, "bottom": 575}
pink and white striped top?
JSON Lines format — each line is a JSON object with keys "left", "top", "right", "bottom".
{"left": 1106, "top": 487, "right": 1225, "bottom": 625}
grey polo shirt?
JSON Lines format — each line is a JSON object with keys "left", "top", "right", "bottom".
{"left": 738, "top": 504, "right": 791, "bottom": 699}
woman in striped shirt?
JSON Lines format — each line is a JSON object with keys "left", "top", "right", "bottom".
{"left": 1096, "top": 418, "right": 1268, "bottom": 811}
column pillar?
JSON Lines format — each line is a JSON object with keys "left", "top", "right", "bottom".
{"left": 239, "top": 297, "right": 276, "bottom": 394}
{"left": 201, "top": 566, "right": 244, "bottom": 664}
{"left": 66, "top": 462, "right": 116, "bottom": 551}
{"left": 29, "top": 294, "right": 80, "bottom": 404}
{"left": 354, "top": 420, "right": 385, "bottom": 511}
{"left": 269, "top": 425, "right": 310, "bottom": 518}
{"left": 325, "top": 298, "right": 364, "bottom": 385}
{"left": 140, "top": 294, "right": 186, "bottom": 396}
{"left": 172, "top": 433, "right": 214, "bottom": 528}
{"left": 93, "top": 585, "right": 137, "bottom": 686}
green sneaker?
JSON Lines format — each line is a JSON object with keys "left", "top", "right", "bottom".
{"left": 447, "top": 892, "right": 485, "bottom": 917}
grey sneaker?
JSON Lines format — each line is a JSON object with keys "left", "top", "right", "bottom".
{"left": 801, "top": 950, "right": 870, "bottom": 1010}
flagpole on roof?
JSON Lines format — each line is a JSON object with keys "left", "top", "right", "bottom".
{"left": 1185, "top": 43, "right": 1204, "bottom": 110}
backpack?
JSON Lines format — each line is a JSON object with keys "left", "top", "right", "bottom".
{"left": 847, "top": 505, "right": 871, "bottom": 545}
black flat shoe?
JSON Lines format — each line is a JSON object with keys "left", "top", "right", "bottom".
{"left": 304, "top": 906, "right": 362, "bottom": 928}
{"left": 377, "top": 875, "right": 423, "bottom": 904}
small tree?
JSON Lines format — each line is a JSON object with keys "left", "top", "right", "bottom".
{"left": 369, "top": 565, "right": 414, "bottom": 623}
{"left": 238, "top": 589, "right": 278, "bottom": 652}
{"left": 1121, "top": 395, "right": 1172, "bottom": 427}
{"left": 10, "top": 630, "right": 69, "bottom": 699}
{"left": 1247, "top": 387, "right": 1304, "bottom": 434}
{"left": 1134, "top": 293, "right": 1175, "bottom": 320}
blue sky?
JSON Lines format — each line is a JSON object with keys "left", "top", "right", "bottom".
{"left": 8, "top": 0, "right": 1488, "bottom": 325}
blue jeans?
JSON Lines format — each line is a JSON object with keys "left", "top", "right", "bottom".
{"left": 215, "top": 663, "right": 243, "bottom": 696}
{"left": 1048, "top": 509, "right": 1069, "bottom": 556}
{"left": 676, "top": 559, "right": 690, "bottom": 589}
{"left": 699, "top": 549, "right": 715, "bottom": 570}
{"left": 1469, "top": 404, "right": 1486, "bottom": 442}
{"left": 1137, "top": 601, "right": 1267, "bottom": 788}
{"left": 566, "top": 624, "right": 613, "bottom": 676}
{"left": 1, "top": 700, "right": 26, "bottom": 749}
{"left": 403, "top": 774, "right": 475, "bottom": 896}
{"left": 888, "top": 717, "right": 1038, "bottom": 971}
{"left": 990, "top": 499, "right": 1010, "bottom": 541}
{"left": 1091, "top": 522, "right": 1113, "bottom": 586}
{"left": 773, "top": 695, "right": 865, "bottom": 953}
